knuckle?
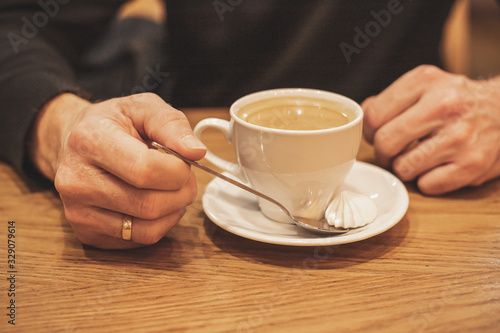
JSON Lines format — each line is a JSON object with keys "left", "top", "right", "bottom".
{"left": 469, "top": 178, "right": 486, "bottom": 187}
{"left": 62, "top": 207, "right": 95, "bottom": 238}
{"left": 446, "top": 122, "right": 473, "bottom": 147}
{"left": 416, "top": 175, "right": 450, "bottom": 196}
{"left": 128, "top": 154, "right": 192, "bottom": 190}
{"left": 53, "top": 172, "right": 66, "bottom": 195}
{"left": 415, "top": 64, "right": 443, "bottom": 80}
{"left": 141, "top": 92, "right": 159, "bottom": 99}
{"left": 183, "top": 172, "right": 199, "bottom": 205}
{"left": 175, "top": 162, "right": 193, "bottom": 184}
{"left": 373, "top": 128, "right": 398, "bottom": 158}
{"left": 139, "top": 210, "right": 184, "bottom": 245}
{"left": 437, "top": 89, "right": 465, "bottom": 115}
{"left": 464, "top": 150, "right": 492, "bottom": 173}
{"left": 73, "top": 231, "right": 95, "bottom": 247}
{"left": 417, "top": 180, "right": 440, "bottom": 196}
{"left": 187, "top": 181, "right": 198, "bottom": 205}
{"left": 392, "top": 156, "right": 416, "bottom": 181}
{"left": 139, "top": 193, "right": 163, "bottom": 220}
{"left": 67, "top": 123, "right": 87, "bottom": 143}
{"left": 67, "top": 121, "right": 97, "bottom": 149}
{"left": 139, "top": 230, "right": 166, "bottom": 245}
{"left": 469, "top": 171, "right": 491, "bottom": 187}
{"left": 159, "top": 109, "right": 189, "bottom": 126}
{"left": 130, "top": 92, "right": 161, "bottom": 103}
{"left": 123, "top": 93, "right": 165, "bottom": 115}
{"left": 63, "top": 207, "right": 80, "bottom": 227}
{"left": 167, "top": 162, "right": 194, "bottom": 189}
{"left": 363, "top": 106, "right": 380, "bottom": 132}
{"left": 439, "top": 88, "right": 460, "bottom": 106}
{"left": 149, "top": 110, "right": 191, "bottom": 145}
{"left": 451, "top": 74, "right": 468, "bottom": 89}
{"left": 54, "top": 169, "right": 77, "bottom": 198}
{"left": 128, "top": 158, "right": 154, "bottom": 188}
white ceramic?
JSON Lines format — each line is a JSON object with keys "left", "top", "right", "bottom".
{"left": 325, "top": 190, "right": 378, "bottom": 228}
{"left": 194, "top": 88, "right": 363, "bottom": 223}
{"left": 202, "top": 161, "right": 409, "bottom": 246}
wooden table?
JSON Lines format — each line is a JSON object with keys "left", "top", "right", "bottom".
{"left": 1, "top": 108, "right": 499, "bottom": 333}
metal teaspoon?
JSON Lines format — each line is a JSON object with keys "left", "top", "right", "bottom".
{"left": 151, "top": 141, "right": 349, "bottom": 235}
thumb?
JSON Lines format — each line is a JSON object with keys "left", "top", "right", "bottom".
{"left": 118, "top": 93, "right": 206, "bottom": 160}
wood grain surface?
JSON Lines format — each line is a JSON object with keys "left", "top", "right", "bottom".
{"left": 1, "top": 108, "right": 499, "bottom": 333}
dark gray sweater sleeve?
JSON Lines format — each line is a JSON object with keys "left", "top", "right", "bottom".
{"left": 0, "top": 15, "right": 163, "bottom": 180}
{"left": 0, "top": 23, "right": 82, "bottom": 178}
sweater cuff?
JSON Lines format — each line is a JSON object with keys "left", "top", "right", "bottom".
{"left": 0, "top": 70, "right": 82, "bottom": 183}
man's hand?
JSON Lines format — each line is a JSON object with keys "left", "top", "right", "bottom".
{"left": 362, "top": 65, "right": 500, "bottom": 195}
{"left": 30, "top": 93, "right": 206, "bottom": 249}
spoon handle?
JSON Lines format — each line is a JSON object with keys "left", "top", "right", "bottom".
{"left": 151, "top": 142, "right": 291, "bottom": 216}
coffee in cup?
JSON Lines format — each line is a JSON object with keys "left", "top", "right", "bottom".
{"left": 237, "top": 96, "right": 356, "bottom": 130}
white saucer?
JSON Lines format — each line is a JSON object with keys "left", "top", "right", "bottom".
{"left": 202, "top": 161, "right": 409, "bottom": 246}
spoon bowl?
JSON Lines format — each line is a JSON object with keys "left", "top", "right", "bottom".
{"left": 152, "top": 142, "right": 349, "bottom": 235}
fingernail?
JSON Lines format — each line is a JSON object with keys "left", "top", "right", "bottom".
{"left": 181, "top": 135, "right": 206, "bottom": 150}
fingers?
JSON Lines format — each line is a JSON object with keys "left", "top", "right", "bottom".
{"left": 92, "top": 170, "right": 197, "bottom": 220}
{"left": 392, "top": 138, "right": 450, "bottom": 182}
{"left": 392, "top": 126, "right": 497, "bottom": 195}
{"left": 118, "top": 93, "right": 206, "bottom": 160}
{"left": 362, "top": 66, "right": 441, "bottom": 143}
{"left": 416, "top": 163, "right": 481, "bottom": 195}
{"left": 55, "top": 143, "right": 197, "bottom": 249}
{"left": 54, "top": 93, "right": 207, "bottom": 249}
{"left": 55, "top": 163, "right": 198, "bottom": 220}
{"left": 391, "top": 114, "right": 476, "bottom": 181}
{"left": 65, "top": 93, "right": 205, "bottom": 190}
{"left": 470, "top": 160, "right": 500, "bottom": 187}
{"left": 370, "top": 92, "right": 445, "bottom": 167}
{"left": 418, "top": 147, "right": 496, "bottom": 195}
{"left": 67, "top": 206, "right": 186, "bottom": 249}
{"left": 68, "top": 124, "right": 194, "bottom": 190}
{"left": 359, "top": 65, "right": 500, "bottom": 195}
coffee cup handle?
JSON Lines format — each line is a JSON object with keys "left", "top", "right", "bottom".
{"left": 194, "top": 118, "right": 247, "bottom": 181}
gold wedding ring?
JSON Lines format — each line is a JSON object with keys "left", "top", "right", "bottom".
{"left": 122, "top": 214, "right": 133, "bottom": 241}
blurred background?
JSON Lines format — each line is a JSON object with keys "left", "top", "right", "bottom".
{"left": 443, "top": 0, "right": 500, "bottom": 78}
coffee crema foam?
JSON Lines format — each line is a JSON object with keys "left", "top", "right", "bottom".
{"left": 237, "top": 97, "right": 355, "bottom": 130}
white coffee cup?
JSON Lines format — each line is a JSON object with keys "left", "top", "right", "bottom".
{"left": 194, "top": 88, "right": 363, "bottom": 222}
